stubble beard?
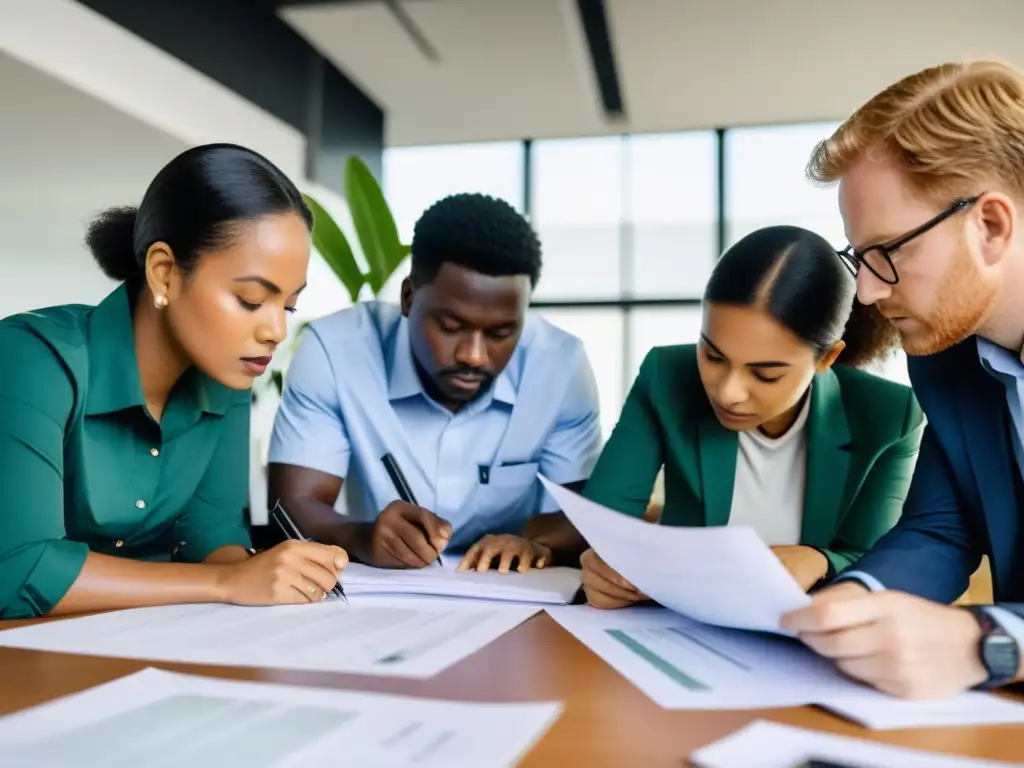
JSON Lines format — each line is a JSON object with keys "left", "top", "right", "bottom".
{"left": 899, "top": 254, "right": 998, "bottom": 356}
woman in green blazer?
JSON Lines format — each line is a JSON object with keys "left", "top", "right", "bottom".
{"left": 569, "top": 225, "right": 924, "bottom": 607}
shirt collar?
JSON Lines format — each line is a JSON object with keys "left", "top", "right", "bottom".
{"left": 85, "top": 284, "right": 230, "bottom": 417}
{"left": 386, "top": 315, "right": 517, "bottom": 407}
{"left": 977, "top": 336, "right": 1024, "bottom": 380}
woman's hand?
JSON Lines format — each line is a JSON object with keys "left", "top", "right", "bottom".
{"left": 581, "top": 548, "right": 648, "bottom": 609}
{"left": 456, "top": 534, "right": 551, "bottom": 573}
{"left": 770, "top": 545, "right": 829, "bottom": 591}
{"left": 217, "top": 540, "right": 348, "bottom": 605}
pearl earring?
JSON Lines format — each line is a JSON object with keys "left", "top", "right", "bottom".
{"left": 154, "top": 295, "right": 168, "bottom": 309}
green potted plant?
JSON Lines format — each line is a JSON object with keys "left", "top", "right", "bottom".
{"left": 264, "top": 155, "right": 410, "bottom": 395}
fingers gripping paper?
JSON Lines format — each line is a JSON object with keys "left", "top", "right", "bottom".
{"left": 539, "top": 476, "right": 811, "bottom": 633}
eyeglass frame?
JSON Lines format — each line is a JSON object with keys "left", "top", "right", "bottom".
{"left": 836, "top": 194, "right": 983, "bottom": 285}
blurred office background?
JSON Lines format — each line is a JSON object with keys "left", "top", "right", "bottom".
{"left": 1, "top": 0, "right": 1019, "bottom": 528}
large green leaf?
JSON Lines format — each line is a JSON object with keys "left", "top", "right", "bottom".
{"left": 303, "top": 193, "right": 364, "bottom": 303}
{"left": 346, "top": 156, "right": 407, "bottom": 294}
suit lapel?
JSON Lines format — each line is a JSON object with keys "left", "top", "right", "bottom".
{"left": 958, "top": 366, "right": 1020, "bottom": 596}
{"left": 800, "top": 369, "right": 852, "bottom": 549}
{"left": 697, "top": 412, "right": 738, "bottom": 527}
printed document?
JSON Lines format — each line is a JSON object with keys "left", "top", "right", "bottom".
{"left": 539, "top": 477, "right": 810, "bottom": 634}
{"left": 546, "top": 605, "right": 1024, "bottom": 727}
{"left": 342, "top": 557, "right": 582, "bottom": 605}
{"left": 0, "top": 667, "right": 561, "bottom": 768}
{"left": 0, "top": 598, "right": 538, "bottom": 679}
{"left": 690, "top": 720, "right": 1019, "bottom": 768}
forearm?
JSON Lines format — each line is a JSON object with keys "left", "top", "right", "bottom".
{"left": 203, "top": 545, "right": 253, "bottom": 565}
{"left": 50, "top": 552, "right": 229, "bottom": 616}
{"left": 523, "top": 512, "right": 587, "bottom": 565}
{"left": 283, "top": 497, "right": 374, "bottom": 563}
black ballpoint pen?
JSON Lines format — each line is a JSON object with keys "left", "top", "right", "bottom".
{"left": 270, "top": 499, "right": 347, "bottom": 602}
{"left": 381, "top": 452, "right": 444, "bottom": 568}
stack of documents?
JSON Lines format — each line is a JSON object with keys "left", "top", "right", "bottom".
{"left": 539, "top": 476, "right": 811, "bottom": 633}
{"left": 691, "top": 720, "right": 1019, "bottom": 767}
{"left": 342, "top": 557, "right": 582, "bottom": 605}
{"left": 0, "top": 667, "right": 562, "bottom": 767}
{"left": 539, "top": 479, "right": 1024, "bottom": 727}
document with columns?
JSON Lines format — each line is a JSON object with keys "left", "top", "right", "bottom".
{"left": 0, "top": 668, "right": 562, "bottom": 768}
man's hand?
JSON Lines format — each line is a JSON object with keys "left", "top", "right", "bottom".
{"left": 370, "top": 501, "right": 452, "bottom": 569}
{"left": 781, "top": 582, "right": 988, "bottom": 699}
{"left": 456, "top": 534, "right": 551, "bottom": 573}
{"left": 770, "top": 545, "right": 829, "bottom": 592}
{"left": 581, "top": 548, "right": 649, "bottom": 609}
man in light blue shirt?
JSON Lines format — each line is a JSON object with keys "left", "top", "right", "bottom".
{"left": 267, "top": 193, "right": 602, "bottom": 572}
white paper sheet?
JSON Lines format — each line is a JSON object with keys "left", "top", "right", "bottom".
{"left": 342, "top": 556, "right": 582, "bottom": 605}
{"left": 0, "top": 667, "right": 561, "bottom": 768}
{"left": 818, "top": 691, "right": 1024, "bottom": 730}
{"left": 0, "top": 598, "right": 538, "bottom": 679}
{"left": 546, "top": 605, "right": 870, "bottom": 710}
{"left": 547, "top": 605, "right": 1024, "bottom": 729}
{"left": 539, "top": 476, "right": 810, "bottom": 634}
{"left": 690, "top": 720, "right": 1019, "bottom": 768}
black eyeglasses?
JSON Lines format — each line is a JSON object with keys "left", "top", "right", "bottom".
{"left": 837, "top": 194, "right": 983, "bottom": 285}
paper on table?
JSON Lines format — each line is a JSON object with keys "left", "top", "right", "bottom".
{"left": 818, "top": 692, "right": 1024, "bottom": 731}
{"left": 546, "top": 605, "right": 1024, "bottom": 728}
{"left": 690, "top": 720, "right": 1019, "bottom": 768}
{"left": 0, "top": 597, "right": 538, "bottom": 679}
{"left": 540, "top": 476, "right": 810, "bottom": 633}
{"left": 545, "top": 605, "right": 872, "bottom": 710}
{"left": 342, "top": 557, "right": 582, "bottom": 605}
{"left": 0, "top": 667, "right": 561, "bottom": 768}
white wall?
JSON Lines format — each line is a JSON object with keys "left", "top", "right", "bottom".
{"left": 0, "top": 0, "right": 359, "bottom": 524}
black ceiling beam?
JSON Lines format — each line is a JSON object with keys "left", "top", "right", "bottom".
{"left": 575, "top": 0, "right": 625, "bottom": 120}
{"left": 74, "top": 0, "right": 384, "bottom": 188}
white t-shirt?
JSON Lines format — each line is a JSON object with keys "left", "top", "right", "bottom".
{"left": 727, "top": 392, "right": 812, "bottom": 545}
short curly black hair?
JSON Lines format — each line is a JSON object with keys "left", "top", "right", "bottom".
{"left": 410, "top": 193, "right": 542, "bottom": 287}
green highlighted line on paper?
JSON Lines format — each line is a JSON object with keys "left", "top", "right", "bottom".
{"left": 605, "top": 629, "right": 710, "bottom": 691}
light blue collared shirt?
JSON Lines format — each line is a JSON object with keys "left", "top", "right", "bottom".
{"left": 268, "top": 301, "right": 602, "bottom": 551}
{"left": 842, "top": 338, "right": 1024, "bottom": 654}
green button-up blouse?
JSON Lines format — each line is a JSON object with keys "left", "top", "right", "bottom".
{"left": 0, "top": 285, "right": 252, "bottom": 619}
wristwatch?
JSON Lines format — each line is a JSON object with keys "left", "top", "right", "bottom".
{"left": 963, "top": 606, "right": 1021, "bottom": 689}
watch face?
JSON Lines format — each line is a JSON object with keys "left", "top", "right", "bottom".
{"left": 983, "top": 634, "right": 1021, "bottom": 681}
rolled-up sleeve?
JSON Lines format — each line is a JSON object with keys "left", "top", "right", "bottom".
{"left": 0, "top": 328, "right": 88, "bottom": 619}
{"left": 267, "top": 327, "right": 351, "bottom": 478}
{"left": 537, "top": 342, "right": 603, "bottom": 511}
{"left": 174, "top": 392, "right": 254, "bottom": 563}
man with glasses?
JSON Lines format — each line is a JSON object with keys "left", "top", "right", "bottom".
{"left": 781, "top": 60, "right": 1024, "bottom": 698}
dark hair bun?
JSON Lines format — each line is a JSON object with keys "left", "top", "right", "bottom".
{"left": 85, "top": 206, "right": 139, "bottom": 282}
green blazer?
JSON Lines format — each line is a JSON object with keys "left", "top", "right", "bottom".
{"left": 582, "top": 344, "right": 925, "bottom": 575}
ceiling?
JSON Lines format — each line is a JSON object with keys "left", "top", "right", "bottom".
{"left": 279, "top": 0, "right": 1024, "bottom": 147}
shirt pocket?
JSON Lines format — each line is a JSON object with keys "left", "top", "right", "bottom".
{"left": 487, "top": 461, "right": 542, "bottom": 488}
{"left": 461, "top": 461, "right": 542, "bottom": 543}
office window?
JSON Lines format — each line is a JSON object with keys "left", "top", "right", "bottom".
{"left": 627, "top": 133, "right": 718, "bottom": 298}
{"left": 382, "top": 141, "right": 525, "bottom": 243}
{"left": 627, "top": 306, "right": 704, "bottom": 381}
{"left": 530, "top": 137, "right": 624, "bottom": 301}
{"left": 535, "top": 308, "right": 624, "bottom": 439}
{"left": 725, "top": 122, "right": 844, "bottom": 249}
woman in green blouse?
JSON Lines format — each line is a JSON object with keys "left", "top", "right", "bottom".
{"left": 528, "top": 225, "right": 924, "bottom": 606}
{"left": 0, "top": 144, "right": 347, "bottom": 619}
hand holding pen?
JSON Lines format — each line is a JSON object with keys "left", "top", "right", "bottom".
{"left": 263, "top": 500, "right": 349, "bottom": 603}
{"left": 370, "top": 453, "right": 451, "bottom": 569}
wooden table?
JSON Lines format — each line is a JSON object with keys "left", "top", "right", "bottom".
{"left": 2, "top": 613, "right": 1023, "bottom": 765}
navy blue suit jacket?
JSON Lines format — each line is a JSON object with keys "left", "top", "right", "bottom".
{"left": 849, "top": 337, "right": 1024, "bottom": 622}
